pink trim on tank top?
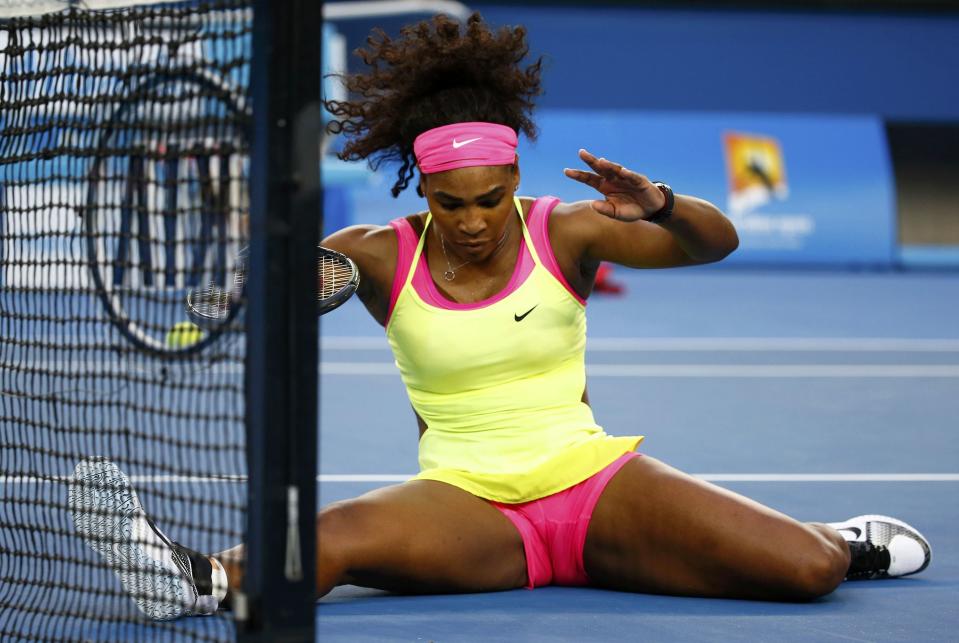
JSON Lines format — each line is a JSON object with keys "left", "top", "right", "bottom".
{"left": 386, "top": 197, "right": 585, "bottom": 321}
{"left": 529, "top": 197, "right": 587, "bottom": 306}
{"left": 387, "top": 218, "right": 415, "bottom": 322}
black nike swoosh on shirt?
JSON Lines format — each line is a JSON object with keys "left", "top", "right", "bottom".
{"left": 837, "top": 526, "right": 862, "bottom": 538}
{"left": 514, "top": 305, "right": 538, "bottom": 322}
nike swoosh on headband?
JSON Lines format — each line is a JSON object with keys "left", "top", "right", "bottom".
{"left": 452, "top": 137, "right": 482, "bottom": 149}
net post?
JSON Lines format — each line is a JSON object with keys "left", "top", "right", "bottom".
{"left": 241, "top": 1, "right": 322, "bottom": 640}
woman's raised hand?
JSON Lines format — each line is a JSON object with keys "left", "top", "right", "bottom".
{"left": 563, "top": 149, "right": 666, "bottom": 222}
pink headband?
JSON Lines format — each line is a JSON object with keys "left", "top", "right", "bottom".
{"left": 413, "top": 122, "right": 518, "bottom": 174}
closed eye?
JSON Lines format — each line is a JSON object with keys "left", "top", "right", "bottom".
{"left": 433, "top": 187, "right": 507, "bottom": 210}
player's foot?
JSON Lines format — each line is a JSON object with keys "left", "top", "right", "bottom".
{"left": 828, "top": 514, "right": 931, "bottom": 580}
{"left": 68, "top": 457, "right": 228, "bottom": 620}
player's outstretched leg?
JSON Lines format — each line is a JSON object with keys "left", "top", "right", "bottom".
{"left": 68, "top": 457, "right": 228, "bottom": 620}
{"left": 828, "top": 515, "right": 931, "bottom": 580}
{"left": 583, "top": 456, "right": 933, "bottom": 601}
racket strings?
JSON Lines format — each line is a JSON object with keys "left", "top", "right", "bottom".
{"left": 190, "top": 282, "right": 234, "bottom": 321}
{"left": 188, "top": 249, "right": 355, "bottom": 326}
{"left": 318, "top": 255, "right": 354, "bottom": 300}
{"left": 232, "top": 256, "right": 248, "bottom": 291}
{"left": 187, "top": 247, "right": 248, "bottom": 322}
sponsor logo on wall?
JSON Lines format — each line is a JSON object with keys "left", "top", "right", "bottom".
{"left": 722, "top": 131, "right": 814, "bottom": 250}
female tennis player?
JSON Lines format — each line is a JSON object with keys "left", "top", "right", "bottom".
{"left": 69, "top": 13, "right": 930, "bottom": 620}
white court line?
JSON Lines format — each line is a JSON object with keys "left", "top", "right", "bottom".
{"left": 583, "top": 364, "right": 959, "bottom": 378}
{"left": 4, "top": 473, "right": 958, "bottom": 484}
{"left": 11, "top": 362, "right": 959, "bottom": 377}
{"left": 318, "top": 473, "right": 959, "bottom": 483}
{"left": 29, "top": 336, "right": 959, "bottom": 352}
{"left": 585, "top": 337, "right": 959, "bottom": 352}
{"left": 0, "top": 475, "right": 247, "bottom": 484}
{"left": 319, "top": 336, "right": 959, "bottom": 352}
{"left": 693, "top": 473, "right": 959, "bottom": 482}
{"left": 319, "top": 363, "right": 959, "bottom": 378}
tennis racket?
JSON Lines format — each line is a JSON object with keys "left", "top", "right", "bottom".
{"left": 84, "top": 69, "right": 250, "bottom": 356}
{"left": 185, "top": 245, "right": 359, "bottom": 327}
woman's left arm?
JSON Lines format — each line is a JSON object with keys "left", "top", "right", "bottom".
{"left": 562, "top": 148, "right": 739, "bottom": 268}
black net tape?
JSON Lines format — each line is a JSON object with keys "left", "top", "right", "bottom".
{"left": 0, "top": 2, "right": 251, "bottom": 640}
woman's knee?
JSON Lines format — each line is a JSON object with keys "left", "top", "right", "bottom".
{"left": 787, "top": 524, "right": 849, "bottom": 600}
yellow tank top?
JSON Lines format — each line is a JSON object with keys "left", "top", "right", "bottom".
{"left": 386, "top": 196, "right": 642, "bottom": 503}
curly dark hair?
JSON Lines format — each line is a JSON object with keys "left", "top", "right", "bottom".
{"left": 324, "top": 12, "right": 544, "bottom": 197}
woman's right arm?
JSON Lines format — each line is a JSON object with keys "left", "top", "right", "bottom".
{"left": 322, "top": 224, "right": 398, "bottom": 327}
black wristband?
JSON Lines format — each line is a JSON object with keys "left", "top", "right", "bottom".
{"left": 646, "top": 182, "right": 674, "bottom": 224}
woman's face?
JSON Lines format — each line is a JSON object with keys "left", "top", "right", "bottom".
{"left": 420, "top": 163, "right": 519, "bottom": 262}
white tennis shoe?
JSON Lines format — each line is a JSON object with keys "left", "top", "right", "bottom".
{"left": 68, "top": 457, "right": 227, "bottom": 620}
{"left": 828, "top": 514, "right": 931, "bottom": 579}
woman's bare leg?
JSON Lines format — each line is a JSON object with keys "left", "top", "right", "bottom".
{"left": 318, "top": 480, "right": 527, "bottom": 596}
{"left": 584, "top": 455, "right": 849, "bottom": 601}
{"left": 213, "top": 480, "right": 528, "bottom": 598}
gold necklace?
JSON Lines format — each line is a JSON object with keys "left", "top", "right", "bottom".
{"left": 437, "top": 225, "right": 512, "bottom": 281}
{"left": 439, "top": 234, "right": 472, "bottom": 281}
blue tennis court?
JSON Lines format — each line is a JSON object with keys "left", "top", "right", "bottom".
{"left": 318, "top": 267, "right": 959, "bottom": 641}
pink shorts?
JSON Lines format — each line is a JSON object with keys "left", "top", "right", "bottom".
{"left": 490, "top": 452, "right": 639, "bottom": 588}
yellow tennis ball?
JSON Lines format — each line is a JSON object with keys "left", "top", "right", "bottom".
{"left": 166, "top": 321, "right": 204, "bottom": 348}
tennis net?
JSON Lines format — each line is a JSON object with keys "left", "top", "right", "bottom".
{"left": 1, "top": 1, "right": 252, "bottom": 640}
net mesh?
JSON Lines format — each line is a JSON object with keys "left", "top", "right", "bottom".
{"left": 1, "top": 1, "right": 251, "bottom": 640}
